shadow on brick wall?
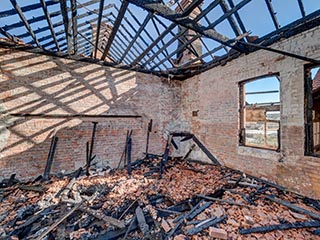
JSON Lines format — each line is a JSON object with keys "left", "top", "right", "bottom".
{"left": 0, "top": 49, "right": 168, "bottom": 179}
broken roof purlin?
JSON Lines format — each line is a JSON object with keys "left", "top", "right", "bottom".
{"left": 0, "top": 0, "right": 319, "bottom": 79}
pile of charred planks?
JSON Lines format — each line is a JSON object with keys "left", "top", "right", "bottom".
{"left": 1, "top": 158, "right": 320, "bottom": 240}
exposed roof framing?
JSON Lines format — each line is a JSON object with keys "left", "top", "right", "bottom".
{"left": 0, "top": 0, "right": 319, "bottom": 79}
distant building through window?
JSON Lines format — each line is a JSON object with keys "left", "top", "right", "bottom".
{"left": 239, "top": 75, "right": 280, "bottom": 150}
{"left": 305, "top": 66, "right": 320, "bottom": 156}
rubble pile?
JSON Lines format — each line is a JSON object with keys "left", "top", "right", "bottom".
{"left": 0, "top": 158, "right": 320, "bottom": 239}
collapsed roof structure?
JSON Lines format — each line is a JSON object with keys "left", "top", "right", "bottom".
{"left": 1, "top": 0, "right": 319, "bottom": 79}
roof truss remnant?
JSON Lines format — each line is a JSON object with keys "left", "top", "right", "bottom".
{"left": 0, "top": 0, "right": 319, "bottom": 79}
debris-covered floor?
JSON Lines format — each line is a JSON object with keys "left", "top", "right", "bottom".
{"left": 1, "top": 158, "right": 320, "bottom": 240}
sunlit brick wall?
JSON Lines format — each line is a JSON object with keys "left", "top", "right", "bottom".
{"left": 0, "top": 48, "right": 181, "bottom": 179}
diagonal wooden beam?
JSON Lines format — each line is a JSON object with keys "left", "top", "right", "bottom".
{"left": 9, "top": 0, "right": 41, "bottom": 48}
{"left": 60, "top": 0, "right": 71, "bottom": 54}
{"left": 265, "top": 0, "right": 280, "bottom": 29}
{"left": 70, "top": 0, "right": 78, "bottom": 54}
{"left": 220, "top": 0, "right": 242, "bottom": 36}
{"left": 297, "top": 0, "right": 306, "bottom": 17}
{"left": 40, "top": 0, "right": 60, "bottom": 51}
{"left": 226, "top": 0, "right": 247, "bottom": 35}
{"left": 101, "top": 1, "right": 129, "bottom": 61}
{"left": 94, "top": 0, "right": 105, "bottom": 58}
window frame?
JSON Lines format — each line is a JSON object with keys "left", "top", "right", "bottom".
{"left": 304, "top": 64, "right": 320, "bottom": 157}
{"left": 239, "top": 73, "right": 281, "bottom": 151}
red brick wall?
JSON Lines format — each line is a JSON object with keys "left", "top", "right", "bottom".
{"left": 0, "top": 47, "right": 181, "bottom": 179}
{"left": 181, "top": 26, "right": 320, "bottom": 199}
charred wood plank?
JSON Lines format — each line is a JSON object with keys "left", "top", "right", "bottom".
{"left": 192, "top": 135, "right": 221, "bottom": 166}
{"left": 79, "top": 207, "right": 125, "bottom": 228}
{"left": 239, "top": 220, "right": 320, "bottom": 235}
{"left": 186, "top": 215, "right": 227, "bottom": 235}
{"left": 264, "top": 195, "right": 320, "bottom": 220}
{"left": 197, "top": 194, "right": 249, "bottom": 207}
{"left": 127, "top": 130, "right": 133, "bottom": 175}
{"left": 186, "top": 201, "right": 212, "bottom": 221}
{"left": 135, "top": 206, "right": 149, "bottom": 235}
{"left": 43, "top": 136, "right": 58, "bottom": 181}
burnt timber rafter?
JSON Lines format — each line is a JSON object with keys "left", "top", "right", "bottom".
{"left": 9, "top": 0, "right": 41, "bottom": 48}
{"left": 94, "top": 0, "right": 105, "bottom": 58}
{"left": 40, "top": 0, "right": 60, "bottom": 51}
{"left": 71, "top": 0, "right": 78, "bottom": 54}
{"left": 60, "top": 0, "right": 71, "bottom": 54}
{"left": 101, "top": 1, "right": 129, "bottom": 61}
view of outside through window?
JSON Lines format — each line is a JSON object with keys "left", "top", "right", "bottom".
{"left": 241, "top": 76, "right": 280, "bottom": 150}
{"left": 311, "top": 66, "right": 320, "bottom": 154}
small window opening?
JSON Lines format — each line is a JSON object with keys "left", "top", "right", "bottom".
{"left": 305, "top": 66, "right": 320, "bottom": 156}
{"left": 240, "top": 75, "right": 280, "bottom": 150}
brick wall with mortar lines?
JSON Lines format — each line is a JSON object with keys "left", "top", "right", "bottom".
{"left": 0, "top": 47, "right": 181, "bottom": 179}
{"left": 181, "top": 26, "right": 320, "bottom": 199}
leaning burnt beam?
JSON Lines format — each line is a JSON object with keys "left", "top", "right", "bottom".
{"left": 220, "top": 0, "right": 242, "bottom": 36}
{"left": 127, "top": 0, "right": 243, "bottom": 52}
{"left": 101, "top": 1, "right": 129, "bottom": 61}
{"left": 297, "top": 0, "right": 306, "bottom": 17}
{"left": 9, "top": 0, "right": 41, "bottom": 48}
{"left": 71, "top": 0, "right": 78, "bottom": 54}
{"left": 226, "top": 0, "right": 247, "bottom": 35}
{"left": 129, "top": 1, "right": 201, "bottom": 66}
{"left": 119, "top": 12, "right": 153, "bottom": 63}
{"left": 60, "top": 0, "right": 71, "bottom": 54}
{"left": 40, "top": 0, "right": 60, "bottom": 51}
{"left": 94, "top": 0, "right": 105, "bottom": 58}
{"left": 265, "top": 0, "right": 280, "bottom": 29}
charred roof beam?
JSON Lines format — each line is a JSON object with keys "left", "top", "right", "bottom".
{"left": 94, "top": 0, "right": 104, "bottom": 58}
{"left": 297, "top": 0, "right": 306, "bottom": 17}
{"left": 265, "top": 0, "right": 280, "bottom": 30}
{"left": 9, "top": 0, "right": 41, "bottom": 48}
{"left": 40, "top": 0, "right": 60, "bottom": 51}
{"left": 101, "top": 0, "right": 129, "bottom": 61}
{"left": 71, "top": 0, "right": 78, "bottom": 54}
{"left": 60, "top": 0, "right": 72, "bottom": 54}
